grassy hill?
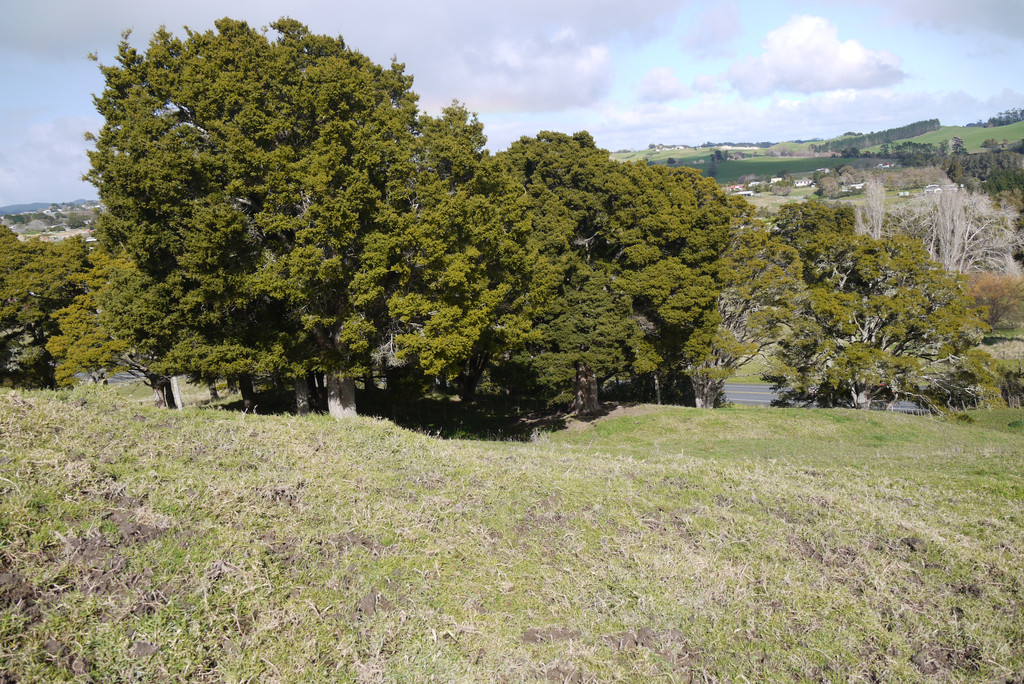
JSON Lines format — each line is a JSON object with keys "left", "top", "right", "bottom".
{"left": 864, "top": 121, "right": 1024, "bottom": 154}
{"left": 610, "top": 147, "right": 867, "bottom": 185}
{"left": 2, "top": 387, "right": 1023, "bottom": 681}
{"left": 613, "top": 120, "right": 1024, "bottom": 185}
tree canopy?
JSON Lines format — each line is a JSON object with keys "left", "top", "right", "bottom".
{"left": 2, "top": 18, "right": 996, "bottom": 419}
{"left": 766, "top": 234, "right": 993, "bottom": 410}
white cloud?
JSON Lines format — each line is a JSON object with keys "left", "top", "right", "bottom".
{"left": 637, "top": 67, "right": 691, "bottom": 104}
{"left": 0, "top": 0, "right": 684, "bottom": 65}
{"left": 692, "top": 74, "right": 721, "bottom": 94}
{"left": 443, "top": 30, "right": 614, "bottom": 113}
{"left": 726, "top": 15, "right": 905, "bottom": 96}
{"left": 681, "top": 4, "right": 741, "bottom": 59}
{"left": 583, "top": 87, "right": 1024, "bottom": 152}
{"left": 3, "top": 0, "right": 678, "bottom": 118}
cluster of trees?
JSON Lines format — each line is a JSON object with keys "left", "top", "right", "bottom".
{"left": 696, "top": 202, "right": 996, "bottom": 411}
{"left": 0, "top": 19, "right": 1003, "bottom": 417}
{"left": 983, "top": 108, "right": 1024, "bottom": 128}
{"left": 4, "top": 19, "right": 735, "bottom": 417}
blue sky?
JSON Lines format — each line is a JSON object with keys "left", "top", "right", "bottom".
{"left": 1, "top": 0, "right": 1022, "bottom": 205}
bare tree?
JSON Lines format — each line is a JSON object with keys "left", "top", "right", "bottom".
{"left": 888, "top": 188, "right": 1022, "bottom": 274}
{"left": 855, "top": 177, "right": 886, "bottom": 239}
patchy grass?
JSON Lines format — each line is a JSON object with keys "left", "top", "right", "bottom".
{"left": 2, "top": 387, "right": 1023, "bottom": 681}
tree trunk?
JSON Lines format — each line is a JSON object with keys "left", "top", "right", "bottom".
{"left": 653, "top": 372, "right": 662, "bottom": 405}
{"left": 149, "top": 375, "right": 175, "bottom": 409}
{"left": 208, "top": 382, "right": 220, "bottom": 402}
{"left": 572, "top": 363, "right": 601, "bottom": 416}
{"left": 327, "top": 373, "right": 357, "bottom": 418}
{"left": 852, "top": 386, "right": 872, "bottom": 410}
{"left": 295, "top": 376, "right": 312, "bottom": 415}
{"left": 226, "top": 377, "right": 239, "bottom": 395}
{"left": 457, "top": 354, "right": 490, "bottom": 402}
{"left": 152, "top": 378, "right": 176, "bottom": 410}
{"left": 162, "top": 383, "right": 177, "bottom": 409}
{"left": 239, "top": 374, "right": 257, "bottom": 413}
{"left": 692, "top": 375, "right": 724, "bottom": 409}
{"left": 153, "top": 384, "right": 167, "bottom": 409}
{"left": 170, "top": 375, "right": 185, "bottom": 410}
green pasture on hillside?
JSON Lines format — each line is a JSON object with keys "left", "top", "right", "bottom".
{"left": 864, "top": 121, "right": 1024, "bottom": 154}
{"left": 611, "top": 151, "right": 867, "bottom": 185}
{"left": 2, "top": 387, "right": 1022, "bottom": 681}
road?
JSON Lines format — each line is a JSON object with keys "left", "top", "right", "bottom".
{"left": 723, "top": 382, "right": 927, "bottom": 414}
{"left": 723, "top": 383, "right": 777, "bottom": 406}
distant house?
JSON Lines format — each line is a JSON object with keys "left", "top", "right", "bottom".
{"left": 924, "top": 184, "right": 942, "bottom": 195}
{"left": 793, "top": 179, "right": 813, "bottom": 188}
{"left": 848, "top": 182, "right": 866, "bottom": 190}
{"left": 770, "top": 177, "right": 783, "bottom": 184}
{"left": 733, "top": 190, "right": 755, "bottom": 196}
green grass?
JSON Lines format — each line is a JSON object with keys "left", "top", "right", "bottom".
{"left": 611, "top": 150, "right": 870, "bottom": 185}
{"left": 864, "top": 122, "right": 1024, "bottom": 154}
{"left": 2, "top": 387, "right": 1023, "bottom": 681}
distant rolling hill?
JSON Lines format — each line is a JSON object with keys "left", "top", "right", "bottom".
{"left": 611, "top": 119, "right": 1024, "bottom": 184}
{"left": 863, "top": 120, "right": 1024, "bottom": 153}
{"left": 0, "top": 200, "right": 94, "bottom": 214}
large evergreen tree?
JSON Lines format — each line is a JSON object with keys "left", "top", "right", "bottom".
{"left": 387, "top": 104, "right": 536, "bottom": 400}
{"left": 499, "top": 132, "right": 730, "bottom": 412}
{"left": 88, "top": 18, "right": 420, "bottom": 417}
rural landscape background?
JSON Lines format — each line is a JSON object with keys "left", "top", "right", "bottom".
{"left": 3, "top": 4, "right": 1024, "bottom": 682}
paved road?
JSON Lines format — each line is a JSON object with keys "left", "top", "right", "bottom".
{"left": 723, "top": 382, "right": 927, "bottom": 414}
{"left": 723, "top": 383, "right": 777, "bottom": 406}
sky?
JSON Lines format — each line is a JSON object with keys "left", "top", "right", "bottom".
{"left": 1, "top": 0, "right": 1022, "bottom": 206}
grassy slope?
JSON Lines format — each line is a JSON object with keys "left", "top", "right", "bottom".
{"left": 610, "top": 152, "right": 865, "bottom": 185}
{"left": 2, "top": 388, "right": 1023, "bottom": 681}
{"left": 613, "top": 121, "right": 1024, "bottom": 184}
{"left": 864, "top": 121, "right": 1024, "bottom": 154}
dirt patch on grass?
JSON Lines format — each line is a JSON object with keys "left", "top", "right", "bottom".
{"left": 355, "top": 588, "right": 394, "bottom": 619}
{"left": 106, "top": 510, "right": 166, "bottom": 545}
{"left": 604, "top": 628, "right": 702, "bottom": 672}
{"left": 260, "top": 484, "right": 304, "bottom": 507}
{"left": 0, "top": 570, "right": 42, "bottom": 622}
{"left": 563, "top": 402, "right": 661, "bottom": 431}
{"left": 326, "top": 532, "right": 385, "bottom": 556}
{"left": 523, "top": 627, "right": 581, "bottom": 644}
{"left": 40, "top": 638, "right": 91, "bottom": 677}
{"left": 911, "top": 644, "right": 982, "bottom": 675}
{"left": 604, "top": 627, "right": 687, "bottom": 652}
{"left": 902, "top": 537, "right": 927, "bottom": 553}
{"left": 543, "top": 660, "right": 587, "bottom": 682}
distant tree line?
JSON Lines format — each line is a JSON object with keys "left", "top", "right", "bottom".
{"left": 810, "top": 120, "right": 941, "bottom": 155}
{"left": 983, "top": 108, "right": 1024, "bottom": 128}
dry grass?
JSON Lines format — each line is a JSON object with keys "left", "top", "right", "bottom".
{"left": 2, "top": 387, "right": 1022, "bottom": 681}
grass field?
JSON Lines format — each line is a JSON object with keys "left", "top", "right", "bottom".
{"left": 610, "top": 150, "right": 867, "bottom": 185}
{"left": 864, "top": 122, "right": 1024, "bottom": 154}
{"left": 2, "top": 387, "right": 1022, "bottom": 681}
{"left": 612, "top": 120, "right": 1024, "bottom": 188}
